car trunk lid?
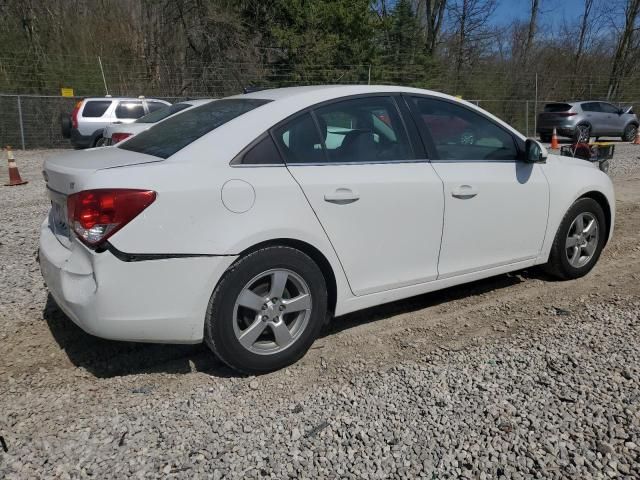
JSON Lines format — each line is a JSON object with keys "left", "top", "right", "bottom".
{"left": 43, "top": 147, "right": 162, "bottom": 195}
{"left": 43, "top": 148, "right": 162, "bottom": 247}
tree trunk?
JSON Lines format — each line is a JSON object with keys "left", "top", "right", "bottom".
{"left": 569, "top": 0, "right": 593, "bottom": 96}
{"left": 521, "top": 0, "right": 539, "bottom": 65}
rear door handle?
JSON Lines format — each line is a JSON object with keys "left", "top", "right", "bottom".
{"left": 324, "top": 188, "right": 360, "bottom": 204}
{"left": 451, "top": 184, "right": 478, "bottom": 199}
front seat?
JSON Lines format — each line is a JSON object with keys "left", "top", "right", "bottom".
{"left": 288, "top": 117, "right": 326, "bottom": 163}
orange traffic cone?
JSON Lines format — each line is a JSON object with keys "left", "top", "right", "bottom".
{"left": 633, "top": 129, "right": 640, "bottom": 145}
{"left": 4, "top": 146, "right": 28, "bottom": 186}
{"left": 550, "top": 128, "right": 560, "bottom": 150}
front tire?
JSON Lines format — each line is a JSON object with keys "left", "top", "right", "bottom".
{"left": 622, "top": 124, "right": 638, "bottom": 142}
{"left": 205, "top": 246, "right": 327, "bottom": 374}
{"left": 543, "top": 198, "right": 606, "bottom": 280}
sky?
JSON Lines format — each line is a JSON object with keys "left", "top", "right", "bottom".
{"left": 492, "top": 0, "right": 593, "bottom": 27}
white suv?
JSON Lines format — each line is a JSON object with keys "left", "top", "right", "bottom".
{"left": 60, "top": 97, "right": 171, "bottom": 149}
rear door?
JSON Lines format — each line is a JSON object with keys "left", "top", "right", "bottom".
{"left": 277, "top": 95, "right": 445, "bottom": 296}
{"left": 407, "top": 95, "right": 549, "bottom": 278}
{"left": 582, "top": 102, "right": 605, "bottom": 135}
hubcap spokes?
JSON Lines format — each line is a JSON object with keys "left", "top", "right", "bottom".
{"left": 233, "top": 269, "right": 312, "bottom": 355}
{"left": 565, "top": 212, "right": 599, "bottom": 268}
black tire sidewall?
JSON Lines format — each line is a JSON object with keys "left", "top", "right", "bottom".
{"left": 205, "top": 246, "right": 327, "bottom": 374}
{"left": 574, "top": 125, "right": 590, "bottom": 143}
{"left": 551, "top": 198, "right": 606, "bottom": 279}
{"left": 622, "top": 124, "right": 636, "bottom": 142}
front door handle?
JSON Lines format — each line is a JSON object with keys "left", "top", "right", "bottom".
{"left": 451, "top": 184, "right": 478, "bottom": 199}
{"left": 324, "top": 188, "right": 360, "bottom": 204}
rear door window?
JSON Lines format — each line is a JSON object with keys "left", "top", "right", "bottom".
{"left": 119, "top": 98, "right": 271, "bottom": 159}
{"left": 273, "top": 113, "right": 325, "bottom": 164}
{"left": 313, "top": 96, "right": 413, "bottom": 163}
{"left": 82, "top": 100, "right": 112, "bottom": 117}
{"left": 116, "top": 101, "right": 146, "bottom": 119}
{"left": 582, "top": 103, "right": 601, "bottom": 112}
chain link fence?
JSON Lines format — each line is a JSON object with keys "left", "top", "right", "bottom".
{"left": 1, "top": 61, "right": 638, "bottom": 149}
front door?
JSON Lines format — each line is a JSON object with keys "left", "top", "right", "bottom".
{"left": 272, "top": 96, "right": 445, "bottom": 296}
{"left": 407, "top": 95, "right": 549, "bottom": 279}
{"left": 599, "top": 102, "right": 625, "bottom": 135}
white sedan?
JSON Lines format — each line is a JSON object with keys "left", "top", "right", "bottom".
{"left": 39, "top": 85, "right": 615, "bottom": 373}
{"left": 102, "top": 99, "right": 214, "bottom": 145}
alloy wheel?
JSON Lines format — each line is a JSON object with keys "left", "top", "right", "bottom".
{"left": 576, "top": 125, "right": 590, "bottom": 143}
{"left": 232, "top": 269, "right": 312, "bottom": 355}
{"left": 565, "top": 212, "right": 599, "bottom": 268}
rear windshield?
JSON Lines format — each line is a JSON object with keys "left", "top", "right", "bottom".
{"left": 544, "top": 103, "right": 572, "bottom": 112}
{"left": 135, "top": 103, "right": 191, "bottom": 124}
{"left": 119, "top": 99, "right": 271, "bottom": 159}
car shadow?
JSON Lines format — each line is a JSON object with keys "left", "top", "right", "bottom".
{"left": 42, "top": 294, "right": 236, "bottom": 379}
{"left": 322, "top": 267, "right": 554, "bottom": 337}
{"left": 43, "top": 268, "right": 554, "bottom": 379}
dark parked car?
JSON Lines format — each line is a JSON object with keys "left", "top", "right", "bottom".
{"left": 537, "top": 101, "right": 638, "bottom": 143}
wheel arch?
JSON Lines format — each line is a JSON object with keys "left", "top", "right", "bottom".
{"left": 578, "top": 190, "right": 612, "bottom": 245}
{"left": 235, "top": 238, "right": 338, "bottom": 317}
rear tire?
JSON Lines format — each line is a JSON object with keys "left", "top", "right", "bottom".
{"left": 205, "top": 246, "right": 327, "bottom": 374}
{"left": 60, "top": 114, "right": 72, "bottom": 139}
{"left": 574, "top": 124, "right": 591, "bottom": 143}
{"left": 91, "top": 135, "right": 104, "bottom": 148}
{"left": 622, "top": 124, "right": 638, "bottom": 142}
{"left": 543, "top": 198, "right": 606, "bottom": 280}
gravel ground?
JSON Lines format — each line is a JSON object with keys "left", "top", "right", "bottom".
{"left": 1, "top": 142, "right": 639, "bottom": 479}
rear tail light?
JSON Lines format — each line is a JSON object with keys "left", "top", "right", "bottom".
{"left": 557, "top": 112, "right": 577, "bottom": 117}
{"left": 71, "top": 100, "right": 82, "bottom": 129}
{"left": 67, "top": 189, "right": 156, "bottom": 247}
{"left": 111, "top": 132, "right": 133, "bottom": 144}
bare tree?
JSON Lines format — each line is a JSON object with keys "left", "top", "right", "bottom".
{"left": 447, "top": 0, "right": 498, "bottom": 90}
{"left": 414, "top": 0, "right": 448, "bottom": 55}
{"left": 568, "top": 0, "right": 596, "bottom": 96}
{"left": 521, "top": 0, "right": 540, "bottom": 65}
{"left": 607, "top": 0, "right": 640, "bottom": 99}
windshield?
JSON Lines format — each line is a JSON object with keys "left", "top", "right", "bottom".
{"left": 135, "top": 103, "right": 192, "bottom": 123}
{"left": 119, "top": 98, "right": 271, "bottom": 159}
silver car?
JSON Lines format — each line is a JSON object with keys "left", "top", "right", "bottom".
{"left": 60, "top": 97, "right": 171, "bottom": 148}
{"left": 537, "top": 101, "right": 638, "bottom": 143}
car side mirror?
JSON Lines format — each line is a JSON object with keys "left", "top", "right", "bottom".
{"left": 524, "top": 138, "right": 547, "bottom": 163}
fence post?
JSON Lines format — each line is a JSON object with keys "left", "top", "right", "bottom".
{"left": 17, "top": 95, "right": 26, "bottom": 150}
{"left": 525, "top": 101, "right": 529, "bottom": 137}
{"left": 534, "top": 73, "right": 538, "bottom": 138}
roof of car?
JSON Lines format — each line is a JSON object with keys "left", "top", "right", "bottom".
{"left": 179, "top": 98, "right": 215, "bottom": 106}
{"left": 82, "top": 97, "right": 169, "bottom": 102}
{"left": 235, "top": 84, "right": 454, "bottom": 102}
